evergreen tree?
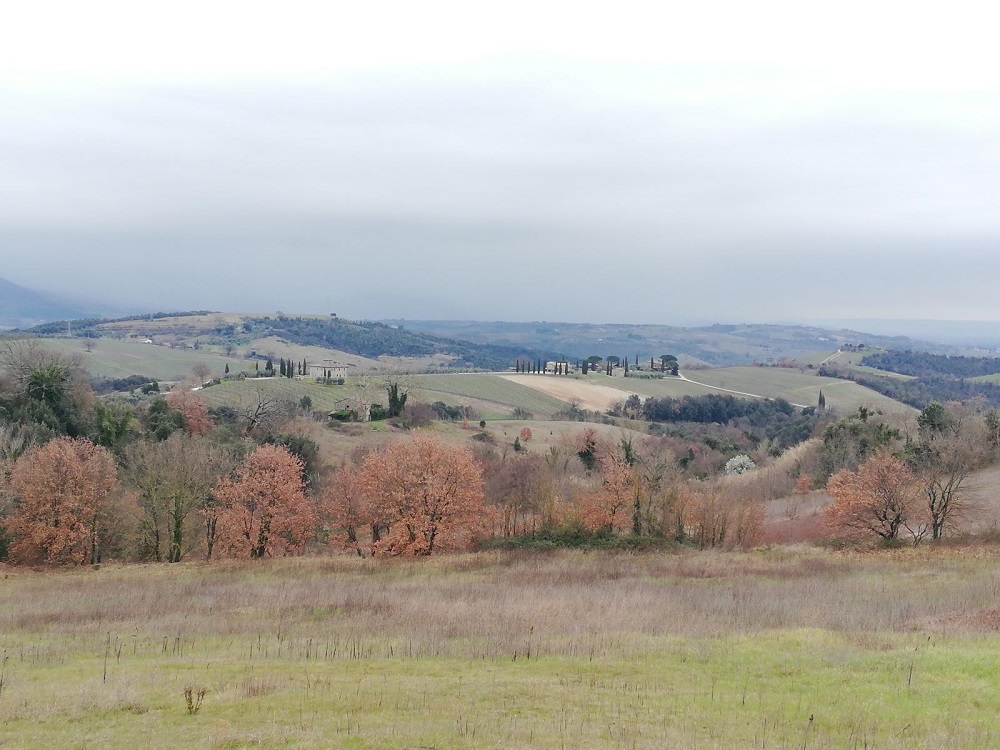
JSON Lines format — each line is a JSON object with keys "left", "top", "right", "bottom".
{"left": 818, "top": 390, "right": 826, "bottom": 410}
{"left": 224, "top": 363, "right": 230, "bottom": 374}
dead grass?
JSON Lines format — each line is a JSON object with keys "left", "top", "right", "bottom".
{"left": 2, "top": 550, "right": 1000, "bottom": 748}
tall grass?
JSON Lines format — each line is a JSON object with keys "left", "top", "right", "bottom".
{"left": 1, "top": 549, "right": 998, "bottom": 748}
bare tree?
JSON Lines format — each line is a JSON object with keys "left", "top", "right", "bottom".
{"left": 911, "top": 404, "right": 990, "bottom": 540}
{"left": 238, "top": 385, "right": 293, "bottom": 436}
{"left": 191, "top": 362, "right": 212, "bottom": 384}
{"left": 123, "top": 434, "right": 237, "bottom": 562}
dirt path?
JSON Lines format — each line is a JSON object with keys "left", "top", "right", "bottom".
{"left": 497, "top": 375, "right": 639, "bottom": 412}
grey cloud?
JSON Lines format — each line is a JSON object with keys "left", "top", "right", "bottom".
{"left": 2, "top": 66, "right": 998, "bottom": 323}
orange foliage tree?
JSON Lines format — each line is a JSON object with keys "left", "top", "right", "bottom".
{"left": 519, "top": 426, "right": 533, "bottom": 443}
{"left": 318, "top": 463, "right": 369, "bottom": 555}
{"left": 355, "top": 437, "right": 485, "bottom": 555}
{"left": 165, "top": 388, "right": 214, "bottom": 436}
{"left": 213, "top": 444, "right": 315, "bottom": 558}
{"left": 825, "top": 451, "right": 921, "bottom": 542}
{"left": 582, "top": 452, "right": 636, "bottom": 532}
{"left": 6, "top": 437, "right": 120, "bottom": 564}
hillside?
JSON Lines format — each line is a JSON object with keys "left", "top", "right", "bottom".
{"left": 388, "top": 319, "right": 942, "bottom": 365}
{"left": 23, "top": 312, "right": 560, "bottom": 372}
{"left": 500, "top": 368, "right": 914, "bottom": 416}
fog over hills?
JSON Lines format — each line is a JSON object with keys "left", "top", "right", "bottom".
{"left": 0, "top": 277, "right": 136, "bottom": 330}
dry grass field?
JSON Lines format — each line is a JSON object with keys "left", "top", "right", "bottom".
{"left": 1, "top": 549, "right": 999, "bottom": 749}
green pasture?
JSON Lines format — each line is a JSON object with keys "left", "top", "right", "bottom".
{"left": 409, "top": 374, "right": 567, "bottom": 418}
{"left": 40, "top": 337, "right": 251, "bottom": 381}
{"left": 680, "top": 367, "right": 915, "bottom": 415}
{"left": 196, "top": 377, "right": 353, "bottom": 412}
{"left": 582, "top": 367, "right": 913, "bottom": 416}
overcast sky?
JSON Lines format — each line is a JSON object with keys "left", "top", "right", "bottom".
{"left": 1, "top": 1, "right": 998, "bottom": 324}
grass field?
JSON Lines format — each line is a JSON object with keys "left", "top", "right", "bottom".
{"left": 677, "top": 367, "right": 914, "bottom": 415}
{"left": 196, "top": 378, "right": 354, "bottom": 413}
{"left": 41, "top": 338, "right": 252, "bottom": 381}
{"left": 1, "top": 549, "right": 999, "bottom": 749}
{"left": 565, "top": 368, "right": 913, "bottom": 416}
{"left": 194, "top": 374, "right": 569, "bottom": 422}
{"left": 409, "top": 374, "right": 567, "bottom": 418}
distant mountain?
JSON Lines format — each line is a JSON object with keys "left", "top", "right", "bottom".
{"left": 0, "top": 277, "right": 134, "bottom": 330}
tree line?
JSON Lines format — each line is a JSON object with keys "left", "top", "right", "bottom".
{"left": 819, "top": 364, "right": 1000, "bottom": 408}
{"left": 861, "top": 350, "right": 1000, "bottom": 379}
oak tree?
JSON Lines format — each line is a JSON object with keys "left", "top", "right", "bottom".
{"left": 357, "top": 437, "right": 485, "bottom": 555}
{"left": 6, "top": 437, "right": 121, "bottom": 564}
{"left": 825, "top": 451, "right": 920, "bottom": 542}
{"left": 213, "top": 444, "right": 315, "bottom": 558}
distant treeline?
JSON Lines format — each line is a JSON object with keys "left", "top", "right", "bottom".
{"left": 641, "top": 394, "right": 821, "bottom": 451}
{"left": 819, "top": 364, "right": 1000, "bottom": 408}
{"left": 861, "top": 350, "right": 1000, "bottom": 379}
{"left": 26, "top": 311, "right": 218, "bottom": 335}
{"left": 242, "top": 316, "right": 558, "bottom": 371}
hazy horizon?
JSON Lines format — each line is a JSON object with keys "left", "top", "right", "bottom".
{"left": 2, "top": 2, "right": 998, "bottom": 324}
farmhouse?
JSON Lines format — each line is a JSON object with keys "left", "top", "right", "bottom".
{"left": 308, "top": 360, "right": 353, "bottom": 380}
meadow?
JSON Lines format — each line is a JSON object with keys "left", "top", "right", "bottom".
{"left": 408, "top": 374, "right": 567, "bottom": 418}
{"left": 1, "top": 549, "right": 998, "bottom": 748}
{"left": 40, "top": 338, "right": 253, "bottom": 382}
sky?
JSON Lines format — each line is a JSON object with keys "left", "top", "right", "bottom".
{"left": 1, "top": 1, "right": 999, "bottom": 324}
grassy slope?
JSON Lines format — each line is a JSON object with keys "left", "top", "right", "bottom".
{"left": 575, "top": 368, "right": 914, "bottom": 416}
{"left": 409, "top": 374, "right": 567, "bottom": 417}
{"left": 197, "top": 378, "right": 353, "bottom": 413}
{"left": 1, "top": 550, "right": 999, "bottom": 749}
{"left": 40, "top": 338, "right": 253, "bottom": 381}
{"left": 679, "top": 366, "right": 915, "bottom": 415}
{"left": 196, "top": 374, "right": 569, "bottom": 422}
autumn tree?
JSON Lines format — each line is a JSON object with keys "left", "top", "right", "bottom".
{"left": 355, "top": 437, "right": 485, "bottom": 555}
{"left": 213, "top": 444, "right": 315, "bottom": 558}
{"left": 318, "top": 462, "right": 369, "bottom": 555}
{"left": 582, "top": 452, "right": 636, "bottom": 533}
{"left": 825, "top": 451, "right": 921, "bottom": 543}
{"left": 165, "top": 387, "right": 214, "bottom": 436}
{"left": 5, "top": 437, "right": 121, "bottom": 564}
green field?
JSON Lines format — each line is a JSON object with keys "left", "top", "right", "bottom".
{"left": 583, "top": 372, "right": 722, "bottom": 399}
{"left": 677, "top": 367, "right": 914, "bottom": 415}
{"left": 40, "top": 338, "right": 252, "bottom": 381}
{"left": 194, "top": 374, "right": 568, "bottom": 421}
{"left": 409, "top": 374, "right": 567, "bottom": 418}
{"left": 1, "top": 550, "right": 998, "bottom": 749}
{"left": 196, "top": 378, "right": 353, "bottom": 412}
{"left": 580, "top": 367, "right": 913, "bottom": 416}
